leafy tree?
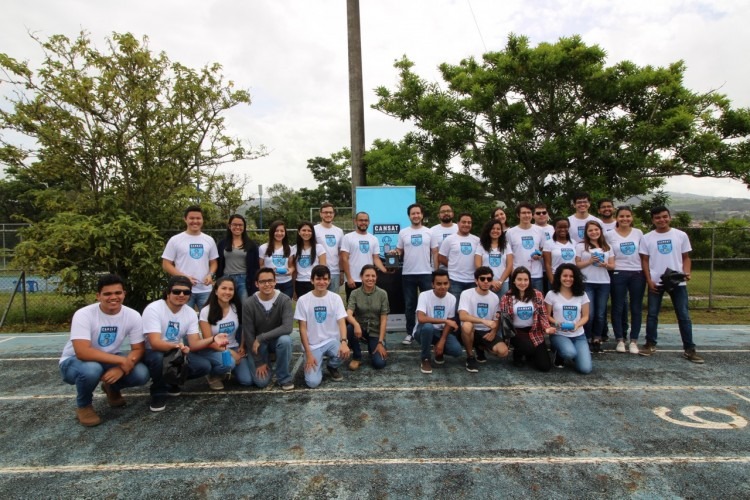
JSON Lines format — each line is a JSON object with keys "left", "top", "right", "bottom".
{"left": 299, "top": 149, "right": 353, "bottom": 208}
{"left": 0, "top": 31, "right": 264, "bottom": 306}
{"left": 246, "top": 183, "right": 309, "bottom": 235}
{"left": 373, "top": 34, "right": 750, "bottom": 216}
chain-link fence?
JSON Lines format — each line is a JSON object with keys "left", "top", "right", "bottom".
{"left": 1, "top": 224, "right": 748, "bottom": 327}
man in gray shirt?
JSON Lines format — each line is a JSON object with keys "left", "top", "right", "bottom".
{"left": 241, "top": 268, "right": 295, "bottom": 390}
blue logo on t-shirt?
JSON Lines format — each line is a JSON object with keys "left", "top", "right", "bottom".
{"left": 272, "top": 255, "right": 286, "bottom": 267}
{"left": 97, "top": 326, "right": 117, "bottom": 347}
{"left": 314, "top": 306, "right": 327, "bottom": 323}
{"left": 657, "top": 239, "right": 673, "bottom": 255}
{"left": 563, "top": 305, "right": 578, "bottom": 321}
{"left": 325, "top": 235, "right": 336, "bottom": 247}
{"left": 165, "top": 321, "right": 180, "bottom": 341}
{"left": 476, "top": 303, "right": 489, "bottom": 318}
{"left": 620, "top": 242, "right": 636, "bottom": 256}
{"left": 411, "top": 235, "right": 423, "bottom": 247}
{"left": 433, "top": 305, "right": 445, "bottom": 319}
{"left": 460, "top": 242, "right": 473, "bottom": 255}
{"left": 218, "top": 321, "right": 235, "bottom": 335}
{"left": 189, "top": 244, "right": 204, "bottom": 259}
{"left": 298, "top": 255, "right": 311, "bottom": 268}
{"left": 522, "top": 237, "right": 534, "bottom": 250}
{"left": 489, "top": 253, "right": 501, "bottom": 267}
{"left": 359, "top": 241, "right": 370, "bottom": 254}
{"left": 517, "top": 306, "right": 533, "bottom": 320}
{"left": 561, "top": 248, "right": 575, "bottom": 261}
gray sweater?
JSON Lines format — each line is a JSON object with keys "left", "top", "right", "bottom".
{"left": 242, "top": 291, "right": 294, "bottom": 364}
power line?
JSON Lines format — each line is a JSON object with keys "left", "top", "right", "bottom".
{"left": 466, "top": 0, "right": 488, "bottom": 52}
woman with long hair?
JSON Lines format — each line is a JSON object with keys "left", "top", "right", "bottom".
{"left": 491, "top": 207, "right": 510, "bottom": 231}
{"left": 196, "top": 277, "right": 248, "bottom": 390}
{"left": 216, "top": 214, "right": 259, "bottom": 302}
{"left": 292, "top": 221, "right": 327, "bottom": 298}
{"left": 545, "top": 263, "right": 592, "bottom": 374}
{"left": 543, "top": 217, "right": 576, "bottom": 285}
{"left": 475, "top": 219, "right": 514, "bottom": 298}
{"left": 258, "top": 220, "right": 294, "bottom": 298}
{"left": 575, "top": 221, "right": 614, "bottom": 352}
{"left": 606, "top": 206, "right": 646, "bottom": 354}
{"left": 499, "top": 266, "right": 555, "bottom": 371}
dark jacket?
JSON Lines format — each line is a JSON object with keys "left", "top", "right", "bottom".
{"left": 217, "top": 237, "right": 260, "bottom": 296}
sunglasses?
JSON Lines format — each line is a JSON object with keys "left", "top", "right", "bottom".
{"left": 535, "top": 211, "right": 547, "bottom": 215}
{"left": 477, "top": 276, "right": 493, "bottom": 282}
{"left": 170, "top": 289, "right": 192, "bottom": 296}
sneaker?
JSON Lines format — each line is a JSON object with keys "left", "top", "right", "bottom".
{"left": 629, "top": 342, "right": 639, "bottom": 355}
{"left": 420, "top": 359, "right": 432, "bottom": 374}
{"left": 328, "top": 366, "right": 344, "bottom": 381}
{"left": 615, "top": 341, "right": 626, "bottom": 353}
{"left": 207, "top": 375, "right": 224, "bottom": 391}
{"left": 639, "top": 342, "right": 656, "bottom": 356}
{"left": 348, "top": 359, "right": 361, "bottom": 371}
{"left": 591, "top": 341, "right": 602, "bottom": 353}
{"left": 476, "top": 348, "right": 487, "bottom": 363}
{"left": 167, "top": 385, "right": 181, "bottom": 397}
{"left": 433, "top": 353, "right": 445, "bottom": 365}
{"left": 553, "top": 353, "right": 565, "bottom": 368}
{"left": 149, "top": 396, "right": 167, "bottom": 412}
{"left": 280, "top": 382, "right": 294, "bottom": 391}
{"left": 684, "top": 349, "right": 705, "bottom": 364}
{"left": 466, "top": 356, "right": 479, "bottom": 373}
{"left": 402, "top": 334, "right": 414, "bottom": 345}
{"left": 75, "top": 405, "right": 102, "bottom": 427}
{"left": 101, "top": 382, "right": 125, "bottom": 407}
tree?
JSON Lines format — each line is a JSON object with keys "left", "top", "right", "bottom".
{"left": 299, "top": 149, "right": 353, "bottom": 208}
{"left": 246, "top": 183, "right": 309, "bottom": 235}
{"left": 373, "top": 34, "right": 750, "bottom": 216}
{"left": 0, "top": 31, "right": 264, "bottom": 306}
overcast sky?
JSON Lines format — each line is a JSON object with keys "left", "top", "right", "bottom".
{"left": 2, "top": 0, "right": 750, "bottom": 200}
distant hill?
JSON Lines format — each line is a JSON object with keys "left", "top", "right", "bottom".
{"left": 624, "top": 192, "right": 750, "bottom": 222}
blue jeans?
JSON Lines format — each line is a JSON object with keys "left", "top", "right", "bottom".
{"left": 144, "top": 349, "right": 211, "bottom": 396}
{"left": 304, "top": 337, "right": 345, "bottom": 388}
{"left": 414, "top": 323, "right": 463, "bottom": 361}
{"left": 245, "top": 335, "right": 293, "bottom": 387}
{"left": 328, "top": 273, "right": 341, "bottom": 293}
{"left": 550, "top": 334, "right": 592, "bottom": 374}
{"left": 227, "top": 274, "right": 249, "bottom": 303}
{"left": 611, "top": 271, "right": 645, "bottom": 341}
{"left": 449, "top": 280, "right": 474, "bottom": 313}
{"left": 531, "top": 277, "right": 544, "bottom": 293}
{"left": 187, "top": 291, "right": 210, "bottom": 311}
{"left": 60, "top": 356, "right": 150, "bottom": 408}
{"left": 346, "top": 325, "right": 386, "bottom": 369}
{"left": 646, "top": 285, "right": 695, "bottom": 350}
{"left": 402, "top": 274, "right": 433, "bottom": 335}
{"left": 584, "top": 283, "right": 610, "bottom": 341}
{"left": 191, "top": 349, "right": 235, "bottom": 376}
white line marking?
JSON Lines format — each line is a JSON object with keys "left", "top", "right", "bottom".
{"left": 0, "top": 337, "right": 15, "bottom": 344}
{"left": 723, "top": 389, "right": 750, "bottom": 404}
{"left": 1, "top": 455, "right": 749, "bottom": 475}
{"left": 0, "top": 334, "right": 67, "bottom": 338}
{"left": 0, "top": 357, "right": 59, "bottom": 361}
{"left": 2, "top": 385, "right": 749, "bottom": 401}
{"left": 654, "top": 406, "right": 748, "bottom": 429}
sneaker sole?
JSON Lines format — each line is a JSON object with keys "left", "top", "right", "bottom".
{"left": 465, "top": 367, "right": 479, "bottom": 373}
{"left": 684, "top": 354, "right": 705, "bottom": 364}
{"left": 149, "top": 405, "right": 166, "bottom": 412}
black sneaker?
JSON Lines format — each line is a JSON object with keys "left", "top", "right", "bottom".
{"left": 167, "top": 385, "right": 181, "bottom": 397}
{"left": 434, "top": 353, "right": 445, "bottom": 365}
{"left": 476, "top": 348, "right": 487, "bottom": 363}
{"left": 149, "top": 395, "right": 167, "bottom": 412}
{"left": 466, "top": 356, "right": 479, "bottom": 373}
{"left": 591, "top": 341, "right": 602, "bottom": 353}
{"left": 328, "top": 366, "right": 344, "bottom": 381}
{"left": 553, "top": 352, "right": 564, "bottom": 368}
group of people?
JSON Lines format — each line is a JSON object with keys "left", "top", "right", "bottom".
{"left": 60, "top": 196, "right": 703, "bottom": 427}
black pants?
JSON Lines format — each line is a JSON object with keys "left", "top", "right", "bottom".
{"left": 511, "top": 331, "right": 552, "bottom": 372}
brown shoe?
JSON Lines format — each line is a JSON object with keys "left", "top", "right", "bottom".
{"left": 101, "top": 382, "right": 126, "bottom": 407}
{"left": 76, "top": 405, "right": 102, "bottom": 427}
{"left": 348, "top": 359, "right": 361, "bottom": 371}
{"left": 207, "top": 375, "right": 224, "bottom": 390}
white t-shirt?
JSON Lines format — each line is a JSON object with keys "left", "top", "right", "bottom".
{"left": 606, "top": 228, "right": 644, "bottom": 271}
{"left": 543, "top": 239, "right": 576, "bottom": 276}
{"left": 59, "top": 303, "right": 144, "bottom": 364}
{"left": 430, "top": 223, "right": 458, "bottom": 250}
{"left": 535, "top": 224, "right": 554, "bottom": 243}
{"left": 639, "top": 228, "right": 692, "bottom": 286}
{"left": 475, "top": 242, "right": 513, "bottom": 281}
{"left": 600, "top": 220, "right": 617, "bottom": 233}
{"left": 314, "top": 224, "right": 344, "bottom": 273}
{"left": 258, "top": 290, "right": 280, "bottom": 312}
{"left": 397, "top": 226, "right": 433, "bottom": 275}
{"left": 142, "top": 300, "right": 200, "bottom": 348}
{"left": 294, "top": 291, "right": 348, "bottom": 349}
{"left": 292, "top": 244, "right": 327, "bottom": 282}
{"left": 458, "top": 288, "right": 499, "bottom": 332}
{"left": 162, "top": 232, "right": 219, "bottom": 294}
{"left": 506, "top": 225, "right": 545, "bottom": 278}
{"left": 439, "top": 233, "right": 480, "bottom": 283}
{"left": 416, "top": 290, "right": 457, "bottom": 330}
{"left": 340, "top": 232, "right": 380, "bottom": 283}
{"left": 199, "top": 304, "right": 240, "bottom": 349}
{"left": 575, "top": 243, "right": 612, "bottom": 284}
{"left": 544, "top": 291, "right": 590, "bottom": 338}
{"left": 511, "top": 298, "right": 534, "bottom": 329}
{"left": 567, "top": 214, "right": 603, "bottom": 244}
{"left": 258, "top": 243, "right": 293, "bottom": 284}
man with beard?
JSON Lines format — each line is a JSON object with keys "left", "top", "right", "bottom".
{"left": 340, "top": 211, "right": 388, "bottom": 301}
{"left": 430, "top": 203, "right": 458, "bottom": 271}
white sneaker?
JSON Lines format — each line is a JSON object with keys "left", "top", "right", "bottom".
{"left": 629, "top": 342, "right": 639, "bottom": 354}
{"left": 401, "top": 334, "right": 413, "bottom": 345}
{"left": 616, "top": 341, "right": 626, "bottom": 353}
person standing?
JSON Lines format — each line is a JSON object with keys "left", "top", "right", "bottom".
{"left": 292, "top": 221, "right": 327, "bottom": 298}
{"left": 568, "top": 192, "right": 603, "bottom": 244}
{"left": 533, "top": 203, "right": 554, "bottom": 242}
{"left": 506, "top": 202, "right": 546, "bottom": 291}
{"left": 430, "top": 203, "right": 458, "bottom": 270}
{"left": 474, "top": 218, "right": 513, "bottom": 298}
{"left": 395, "top": 203, "right": 433, "bottom": 345}
{"left": 597, "top": 199, "right": 617, "bottom": 233}
{"left": 491, "top": 207, "right": 510, "bottom": 232}
{"left": 543, "top": 217, "right": 576, "bottom": 285}
{"left": 340, "top": 211, "right": 388, "bottom": 301}
{"left": 162, "top": 205, "right": 218, "bottom": 310}
{"left": 639, "top": 206, "right": 703, "bottom": 363}
{"left": 216, "top": 214, "right": 259, "bottom": 303}
{"left": 315, "top": 203, "right": 345, "bottom": 292}
{"left": 439, "top": 213, "right": 480, "bottom": 303}
{"left": 59, "top": 274, "right": 149, "bottom": 427}
{"left": 258, "top": 220, "right": 295, "bottom": 298}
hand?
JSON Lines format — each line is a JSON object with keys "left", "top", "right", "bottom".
{"left": 252, "top": 339, "right": 260, "bottom": 355}
{"left": 179, "top": 344, "right": 190, "bottom": 354}
{"left": 491, "top": 280, "right": 501, "bottom": 292}
{"left": 685, "top": 272, "right": 691, "bottom": 281}
{"left": 230, "top": 349, "right": 242, "bottom": 363}
{"left": 484, "top": 319, "right": 498, "bottom": 330}
{"left": 304, "top": 353, "right": 318, "bottom": 373}
{"left": 100, "top": 366, "right": 124, "bottom": 384}
{"left": 354, "top": 327, "right": 363, "bottom": 339}
{"left": 482, "top": 330, "right": 496, "bottom": 342}
{"left": 338, "top": 342, "right": 351, "bottom": 360}
{"left": 203, "top": 274, "right": 213, "bottom": 286}
{"left": 434, "top": 339, "right": 445, "bottom": 357}
{"left": 118, "top": 356, "right": 135, "bottom": 374}
{"left": 374, "top": 343, "right": 388, "bottom": 360}
{"left": 445, "top": 319, "right": 458, "bottom": 332}
{"left": 346, "top": 278, "right": 356, "bottom": 289}
{"left": 256, "top": 363, "right": 269, "bottom": 380}
{"left": 545, "top": 326, "right": 557, "bottom": 334}
{"left": 647, "top": 280, "right": 659, "bottom": 293}
{"left": 213, "top": 333, "right": 230, "bottom": 347}
{"left": 188, "top": 276, "right": 199, "bottom": 285}
{"left": 237, "top": 345, "right": 246, "bottom": 357}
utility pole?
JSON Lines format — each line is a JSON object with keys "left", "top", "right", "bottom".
{"left": 347, "top": 0, "right": 365, "bottom": 209}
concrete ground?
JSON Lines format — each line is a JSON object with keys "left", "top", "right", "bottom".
{"left": 0, "top": 325, "right": 748, "bottom": 499}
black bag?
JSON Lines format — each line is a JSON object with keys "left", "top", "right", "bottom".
{"left": 162, "top": 348, "right": 189, "bottom": 386}
{"left": 500, "top": 312, "right": 515, "bottom": 340}
{"left": 659, "top": 267, "right": 687, "bottom": 292}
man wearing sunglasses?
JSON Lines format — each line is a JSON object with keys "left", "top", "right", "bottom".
{"left": 142, "top": 276, "right": 227, "bottom": 412}
{"left": 459, "top": 266, "right": 509, "bottom": 373}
